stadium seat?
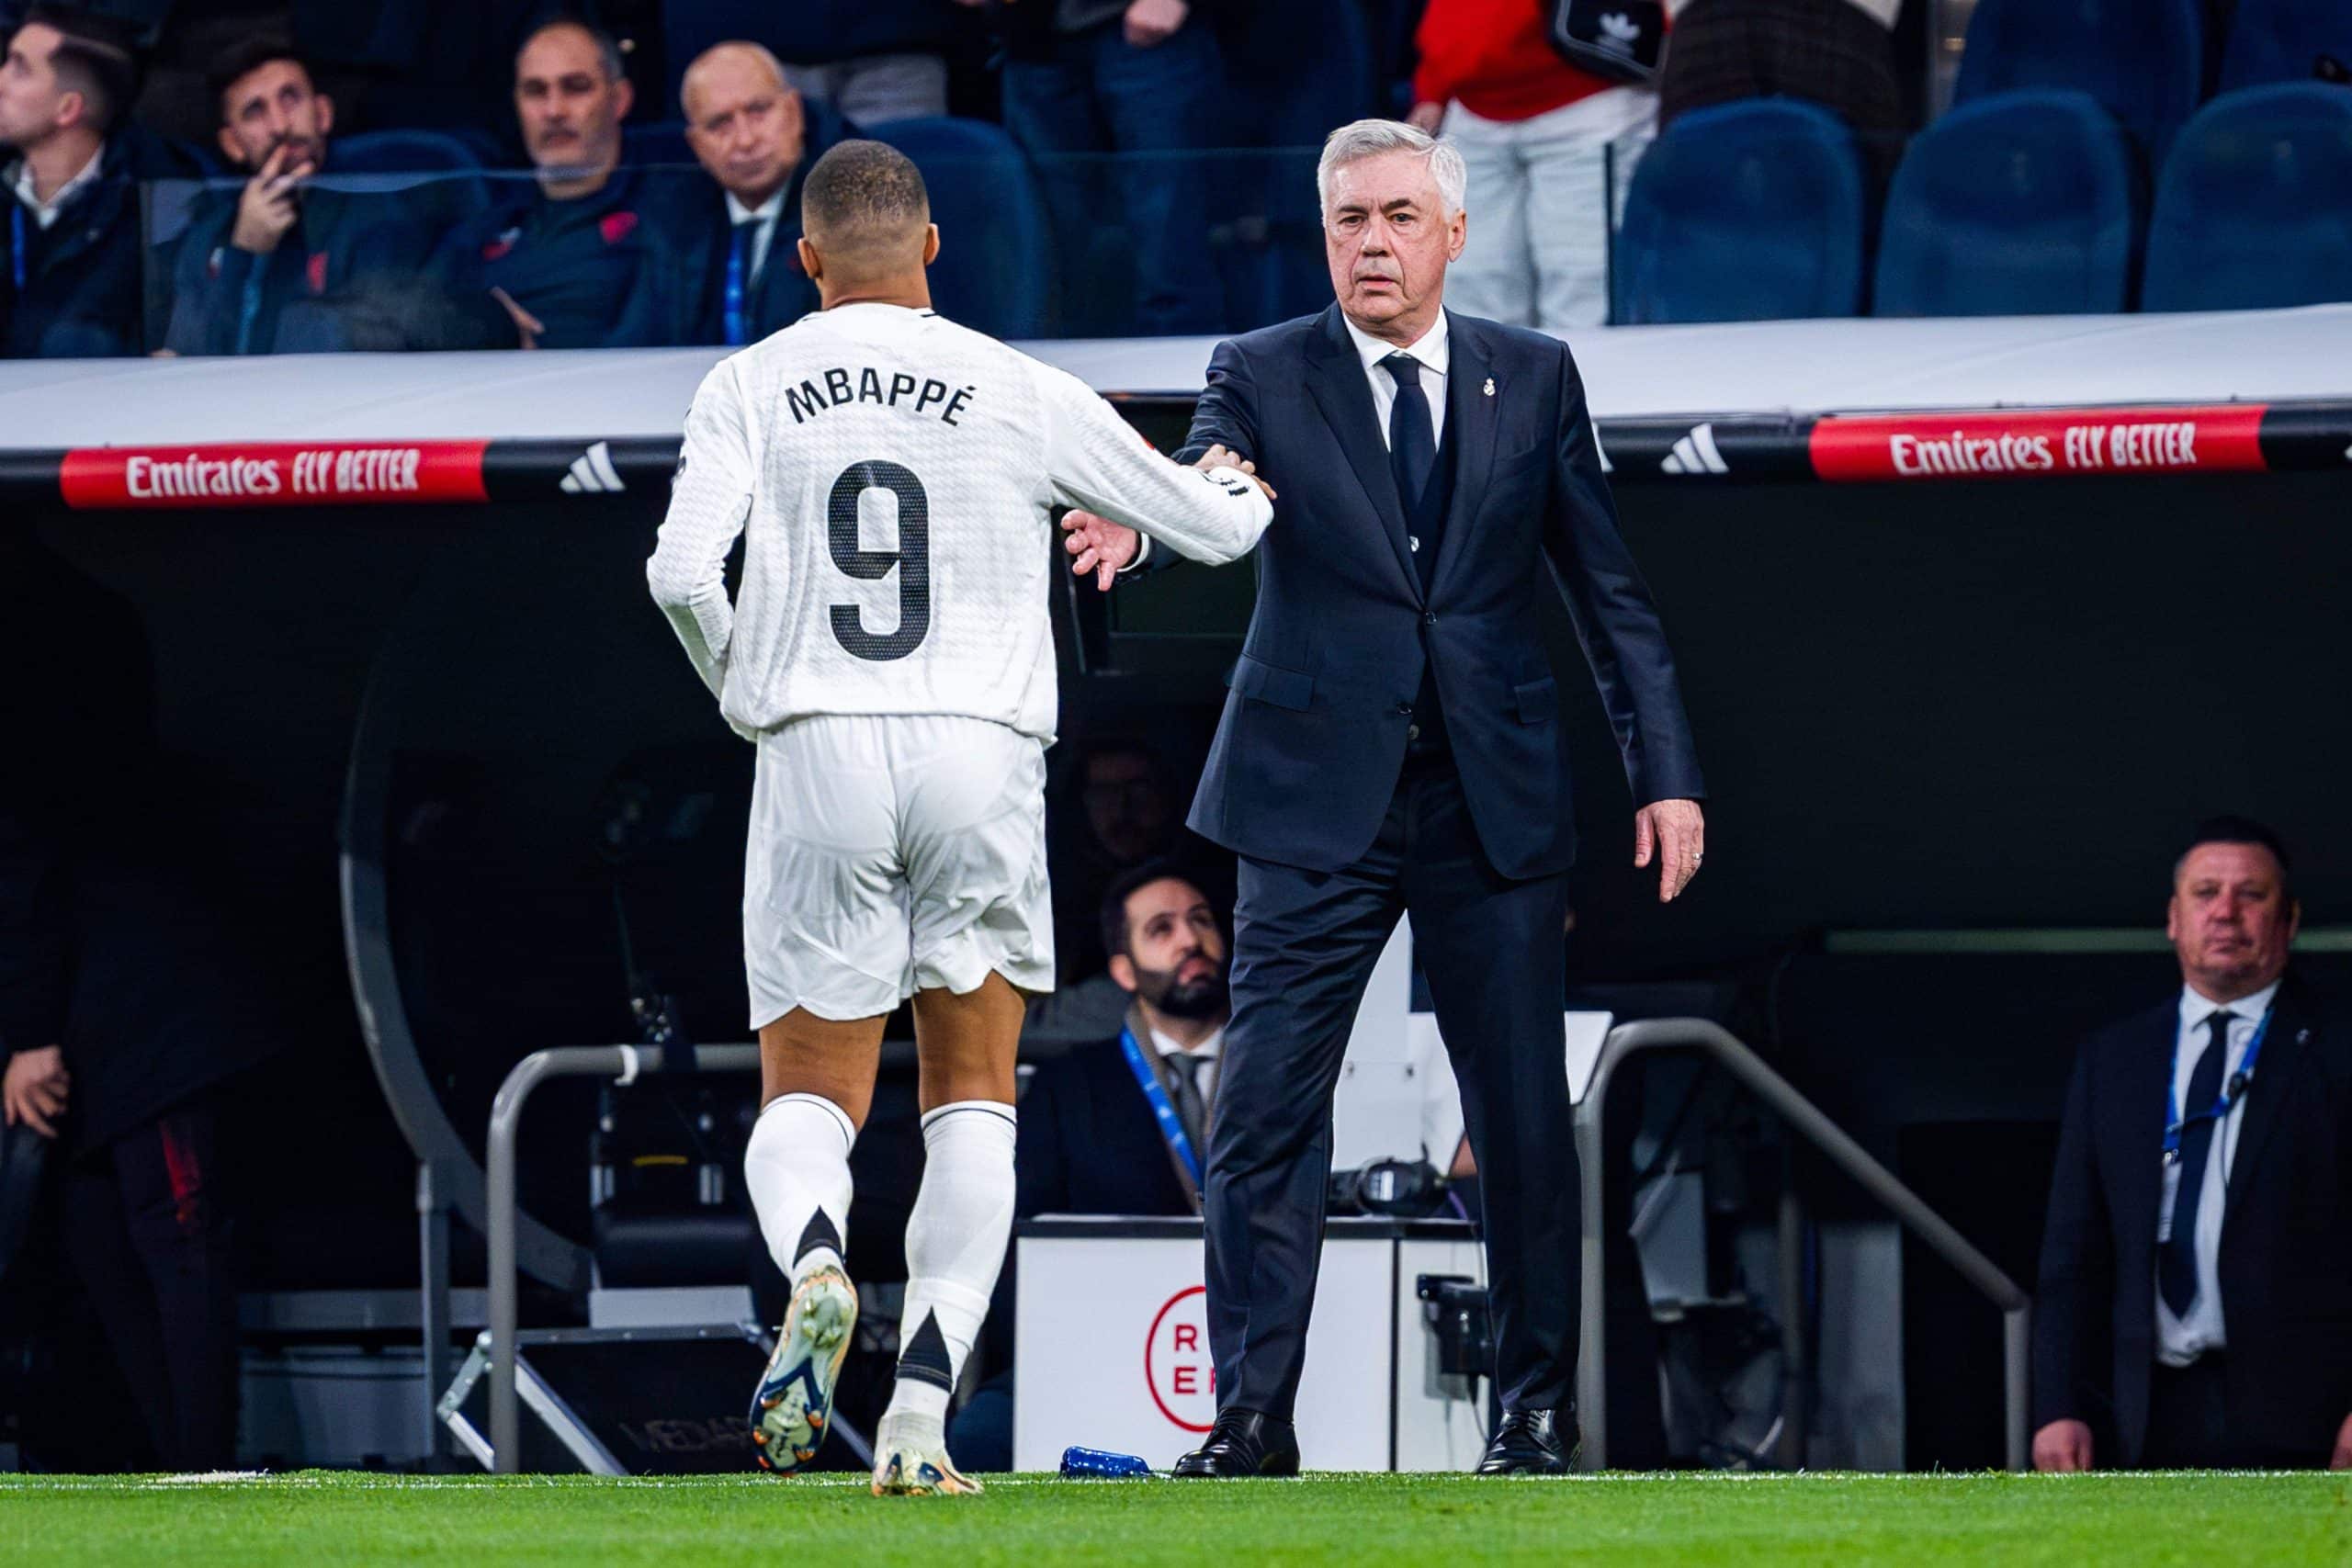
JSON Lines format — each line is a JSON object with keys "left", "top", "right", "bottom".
{"left": 334, "top": 129, "right": 488, "bottom": 177}
{"left": 621, "top": 120, "right": 696, "bottom": 168}
{"left": 2219, "top": 0, "right": 2352, "bottom": 93}
{"left": 2143, "top": 83, "right": 2352, "bottom": 311}
{"left": 1612, "top": 98, "right": 1867, "bottom": 324}
{"left": 874, "top": 118, "right": 1054, "bottom": 339}
{"left": 1951, "top": 0, "right": 2206, "bottom": 161}
{"left": 1874, "top": 90, "right": 2142, "bottom": 317}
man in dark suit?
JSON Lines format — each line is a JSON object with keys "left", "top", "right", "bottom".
{"left": 675, "top": 41, "right": 855, "bottom": 347}
{"left": 1061, "top": 118, "right": 1706, "bottom": 1475}
{"left": 2033, "top": 818, "right": 2352, "bottom": 1472}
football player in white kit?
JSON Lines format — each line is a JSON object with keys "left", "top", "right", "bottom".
{"left": 647, "top": 141, "right": 1273, "bottom": 1495}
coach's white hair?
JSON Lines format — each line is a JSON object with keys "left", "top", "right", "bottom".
{"left": 1316, "top": 118, "right": 1468, "bottom": 218}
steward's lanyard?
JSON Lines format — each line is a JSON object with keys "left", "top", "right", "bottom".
{"left": 1118, "top": 1026, "right": 1203, "bottom": 1187}
{"left": 11, "top": 204, "right": 26, "bottom": 292}
{"left": 2163, "top": 1001, "right": 2275, "bottom": 1161}
{"left": 723, "top": 225, "right": 749, "bottom": 347}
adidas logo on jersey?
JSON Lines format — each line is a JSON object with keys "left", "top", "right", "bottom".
{"left": 560, "top": 441, "right": 626, "bottom": 494}
{"left": 1660, "top": 423, "right": 1729, "bottom": 476}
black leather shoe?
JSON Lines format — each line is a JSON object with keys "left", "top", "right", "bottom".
{"left": 1476, "top": 1407, "right": 1577, "bottom": 1474}
{"left": 1170, "top": 1408, "right": 1301, "bottom": 1477}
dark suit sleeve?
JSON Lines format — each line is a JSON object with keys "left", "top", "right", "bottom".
{"left": 0, "top": 817, "right": 68, "bottom": 1061}
{"left": 1126, "top": 338, "right": 1264, "bottom": 578}
{"left": 163, "top": 222, "right": 253, "bottom": 358}
{"left": 1542, "top": 341, "right": 1705, "bottom": 807}
{"left": 2032, "top": 1040, "right": 2113, "bottom": 1432}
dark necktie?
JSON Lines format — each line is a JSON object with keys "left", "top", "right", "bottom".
{"left": 2159, "top": 1010, "right": 2232, "bottom": 1317}
{"left": 1383, "top": 353, "right": 1438, "bottom": 525}
{"left": 1166, "top": 1051, "right": 1211, "bottom": 1151}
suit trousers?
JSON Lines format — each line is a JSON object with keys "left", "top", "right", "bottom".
{"left": 1204, "top": 751, "right": 1579, "bottom": 1421}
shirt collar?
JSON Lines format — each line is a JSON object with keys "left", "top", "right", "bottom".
{"left": 725, "top": 188, "right": 786, "bottom": 227}
{"left": 2179, "top": 977, "right": 2281, "bottom": 1032}
{"left": 10, "top": 143, "right": 107, "bottom": 231}
{"left": 1149, "top": 1024, "right": 1223, "bottom": 1063}
{"left": 1342, "top": 309, "right": 1450, "bottom": 381}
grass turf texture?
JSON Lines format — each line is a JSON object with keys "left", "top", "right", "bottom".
{"left": 5, "top": 1471, "right": 2348, "bottom": 1565}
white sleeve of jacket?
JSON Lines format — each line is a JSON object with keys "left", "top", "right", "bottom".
{"left": 647, "top": 360, "right": 758, "bottom": 697}
{"left": 1035, "top": 364, "right": 1271, "bottom": 567}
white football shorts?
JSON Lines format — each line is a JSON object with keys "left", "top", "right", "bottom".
{"left": 743, "top": 714, "right": 1054, "bottom": 1027}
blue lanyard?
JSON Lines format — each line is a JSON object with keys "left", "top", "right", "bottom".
{"left": 2163, "top": 1001, "right": 2274, "bottom": 1158}
{"left": 11, "top": 204, "right": 25, "bottom": 292}
{"left": 723, "top": 225, "right": 750, "bottom": 347}
{"left": 1118, "top": 1026, "right": 1203, "bottom": 1187}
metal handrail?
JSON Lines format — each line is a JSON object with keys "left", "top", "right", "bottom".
{"left": 1573, "top": 1019, "right": 2032, "bottom": 1472}
{"left": 485, "top": 1043, "right": 762, "bottom": 1472}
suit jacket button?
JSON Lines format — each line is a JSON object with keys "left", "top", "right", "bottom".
{"left": 1396, "top": 702, "right": 1412, "bottom": 716}
{"left": 1409, "top": 536, "right": 1420, "bottom": 552}
{"left": 1407, "top": 725, "right": 1420, "bottom": 742}
{"left": 1422, "top": 612, "right": 1438, "bottom": 626}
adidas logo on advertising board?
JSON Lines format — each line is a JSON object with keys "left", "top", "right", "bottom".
{"left": 560, "top": 441, "right": 626, "bottom": 494}
{"left": 1660, "top": 423, "right": 1728, "bottom": 475}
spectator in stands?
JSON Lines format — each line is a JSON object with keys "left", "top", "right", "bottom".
{"left": 1047, "top": 735, "right": 1185, "bottom": 987}
{"left": 1408, "top": 0, "right": 1656, "bottom": 331}
{"left": 677, "top": 41, "right": 855, "bottom": 345}
{"left": 161, "top": 39, "right": 447, "bottom": 355}
{"left": 2033, "top": 817, "right": 2352, "bottom": 1471}
{"left": 0, "top": 7, "right": 175, "bottom": 356}
{"left": 1658, "top": 0, "right": 1906, "bottom": 175}
{"left": 993, "top": 0, "right": 1228, "bottom": 333}
{"left": 428, "top": 17, "right": 694, "bottom": 349}
{"left": 768, "top": 2, "right": 967, "bottom": 126}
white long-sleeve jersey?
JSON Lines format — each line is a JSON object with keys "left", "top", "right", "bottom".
{"left": 647, "top": 302, "right": 1272, "bottom": 744}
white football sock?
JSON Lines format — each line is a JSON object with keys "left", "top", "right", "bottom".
{"left": 744, "top": 1091, "right": 855, "bottom": 1291}
{"left": 884, "top": 1099, "right": 1017, "bottom": 1430}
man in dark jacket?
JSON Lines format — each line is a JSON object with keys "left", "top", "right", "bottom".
{"left": 163, "top": 38, "right": 449, "bottom": 355}
{"left": 429, "top": 17, "right": 694, "bottom": 349}
{"left": 2034, "top": 817, "right": 2352, "bottom": 1471}
{"left": 0, "top": 8, "right": 177, "bottom": 356}
{"left": 675, "top": 40, "right": 856, "bottom": 347}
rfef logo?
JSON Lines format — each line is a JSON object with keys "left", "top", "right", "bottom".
{"left": 1143, "top": 1286, "right": 1214, "bottom": 1433}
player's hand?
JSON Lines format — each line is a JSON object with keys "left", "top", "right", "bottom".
{"left": 1125, "top": 0, "right": 1189, "bottom": 47}
{"left": 1634, "top": 797, "right": 1704, "bottom": 904}
{"left": 1062, "top": 509, "right": 1140, "bottom": 592}
{"left": 2032, "top": 1418, "right": 2094, "bottom": 1472}
{"left": 231, "top": 143, "right": 311, "bottom": 254}
{"left": 1407, "top": 101, "right": 1445, "bottom": 133}
{"left": 1192, "top": 445, "right": 1275, "bottom": 501}
{"left": 491, "top": 287, "right": 546, "bottom": 350}
{"left": 2, "top": 1044, "right": 70, "bottom": 1140}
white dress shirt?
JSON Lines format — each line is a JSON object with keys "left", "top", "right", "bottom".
{"left": 724, "top": 187, "right": 786, "bottom": 284}
{"left": 8, "top": 145, "right": 106, "bottom": 231}
{"left": 1341, "top": 310, "right": 1451, "bottom": 452}
{"left": 2154, "top": 977, "right": 2279, "bottom": 1364}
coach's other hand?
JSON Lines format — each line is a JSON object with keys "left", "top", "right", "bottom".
{"left": 2, "top": 1044, "right": 69, "bottom": 1140}
{"left": 2032, "top": 1418, "right": 2094, "bottom": 1472}
{"left": 1634, "top": 797, "right": 1705, "bottom": 903}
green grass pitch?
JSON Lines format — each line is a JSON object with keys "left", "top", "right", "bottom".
{"left": 5, "top": 1471, "right": 2347, "bottom": 1565}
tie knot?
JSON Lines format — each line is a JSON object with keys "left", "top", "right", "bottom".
{"left": 2208, "top": 1010, "right": 2235, "bottom": 1036}
{"left": 1382, "top": 353, "right": 1422, "bottom": 388}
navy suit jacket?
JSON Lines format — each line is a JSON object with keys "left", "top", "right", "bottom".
{"left": 1016, "top": 1035, "right": 1198, "bottom": 1221}
{"left": 2033, "top": 977, "right": 2352, "bottom": 1464}
{"left": 1173, "top": 306, "right": 1703, "bottom": 879}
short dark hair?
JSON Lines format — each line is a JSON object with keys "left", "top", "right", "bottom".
{"left": 205, "top": 34, "right": 313, "bottom": 123}
{"left": 27, "top": 6, "right": 141, "bottom": 136}
{"left": 517, "top": 12, "right": 627, "bottom": 84}
{"left": 2176, "top": 815, "right": 2295, "bottom": 897}
{"left": 802, "top": 139, "right": 929, "bottom": 239}
{"left": 1099, "top": 860, "right": 1206, "bottom": 964}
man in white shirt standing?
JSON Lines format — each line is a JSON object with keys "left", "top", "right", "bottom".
{"left": 2034, "top": 817, "right": 2352, "bottom": 1471}
{"left": 646, "top": 138, "right": 1272, "bottom": 1496}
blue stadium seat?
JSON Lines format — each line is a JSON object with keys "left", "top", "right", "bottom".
{"left": 1874, "top": 90, "right": 2141, "bottom": 317}
{"left": 1612, "top": 98, "right": 1867, "bottom": 324}
{"left": 2143, "top": 84, "right": 2352, "bottom": 311}
{"left": 622, "top": 120, "right": 697, "bottom": 168}
{"left": 2219, "top": 0, "right": 2352, "bottom": 93}
{"left": 334, "top": 129, "right": 488, "bottom": 177}
{"left": 1952, "top": 0, "right": 2206, "bottom": 161}
{"left": 874, "top": 118, "right": 1054, "bottom": 339}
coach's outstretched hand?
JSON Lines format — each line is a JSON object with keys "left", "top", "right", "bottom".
{"left": 1634, "top": 797, "right": 1706, "bottom": 903}
{"left": 1062, "top": 446, "right": 1272, "bottom": 591}
{"left": 2031, "top": 1417, "right": 2094, "bottom": 1472}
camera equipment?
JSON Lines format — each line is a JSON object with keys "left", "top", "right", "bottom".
{"left": 1329, "top": 1156, "right": 1450, "bottom": 1219}
{"left": 1415, "top": 1273, "right": 1494, "bottom": 1381}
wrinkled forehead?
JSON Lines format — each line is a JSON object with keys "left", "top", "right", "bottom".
{"left": 517, "top": 28, "right": 606, "bottom": 87}
{"left": 2175, "top": 841, "right": 2285, "bottom": 889}
{"left": 1324, "top": 149, "right": 1442, "bottom": 215}
{"left": 225, "top": 58, "right": 311, "bottom": 115}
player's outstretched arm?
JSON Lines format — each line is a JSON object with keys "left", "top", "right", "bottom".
{"left": 1038, "top": 365, "right": 1272, "bottom": 570}
{"left": 648, "top": 363, "right": 759, "bottom": 699}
